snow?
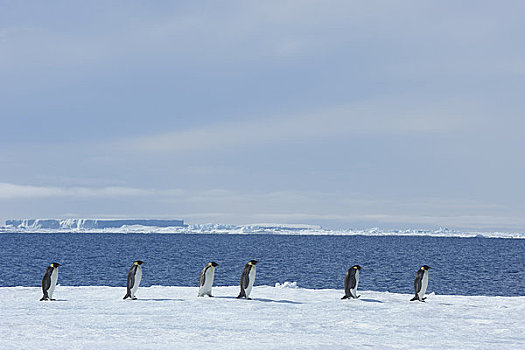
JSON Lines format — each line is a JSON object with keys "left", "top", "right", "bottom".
{"left": 1, "top": 285, "right": 523, "bottom": 349}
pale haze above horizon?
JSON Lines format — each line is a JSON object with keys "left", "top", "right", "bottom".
{"left": 1, "top": 1, "right": 524, "bottom": 232}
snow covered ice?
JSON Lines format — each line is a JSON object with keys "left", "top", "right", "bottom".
{"left": 1, "top": 285, "right": 523, "bottom": 349}
{"left": 2, "top": 220, "right": 525, "bottom": 239}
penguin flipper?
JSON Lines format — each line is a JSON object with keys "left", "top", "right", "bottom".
{"left": 241, "top": 267, "right": 250, "bottom": 289}
{"left": 127, "top": 267, "right": 136, "bottom": 291}
{"left": 199, "top": 266, "right": 207, "bottom": 287}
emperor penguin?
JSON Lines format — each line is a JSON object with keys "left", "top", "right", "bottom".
{"left": 410, "top": 265, "right": 431, "bottom": 302}
{"left": 341, "top": 264, "right": 362, "bottom": 299}
{"left": 198, "top": 262, "right": 219, "bottom": 297}
{"left": 123, "top": 260, "right": 145, "bottom": 300}
{"left": 237, "top": 260, "right": 258, "bottom": 299}
{"left": 40, "top": 262, "right": 62, "bottom": 301}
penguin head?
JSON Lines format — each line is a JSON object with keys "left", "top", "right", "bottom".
{"left": 51, "top": 262, "right": 62, "bottom": 268}
{"left": 352, "top": 265, "right": 362, "bottom": 270}
{"left": 210, "top": 262, "right": 219, "bottom": 267}
{"left": 249, "top": 260, "right": 259, "bottom": 265}
{"left": 421, "top": 265, "right": 431, "bottom": 270}
{"left": 134, "top": 260, "right": 145, "bottom": 265}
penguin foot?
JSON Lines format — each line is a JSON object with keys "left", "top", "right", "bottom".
{"left": 131, "top": 297, "right": 137, "bottom": 300}
{"left": 422, "top": 297, "right": 427, "bottom": 301}
{"left": 247, "top": 298, "right": 252, "bottom": 300}
{"left": 40, "top": 297, "right": 48, "bottom": 301}
{"left": 50, "top": 299, "right": 56, "bottom": 301}
{"left": 341, "top": 296, "right": 349, "bottom": 300}
{"left": 357, "top": 295, "right": 361, "bottom": 299}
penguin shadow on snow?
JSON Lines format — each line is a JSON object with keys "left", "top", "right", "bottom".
{"left": 132, "top": 298, "right": 184, "bottom": 302}
{"left": 252, "top": 297, "right": 302, "bottom": 304}
{"left": 355, "top": 298, "right": 383, "bottom": 303}
{"left": 214, "top": 296, "right": 302, "bottom": 304}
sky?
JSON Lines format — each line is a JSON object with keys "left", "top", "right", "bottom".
{"left": 1, "top": 1, "right": 524, "bottom": 231}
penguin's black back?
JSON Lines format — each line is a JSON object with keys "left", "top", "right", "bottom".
{"left": 125, "top": 264, "right": 138, "bottom": 294}
{"left": 199, "top": 265, "right": 211, "bottom": 287}
{"left": 41, "top": 266, "right": 53, "bottom": 292}
{"left": 345, "top": 268, "right": 358, "bottom": 290}
{"left": 240, "top": 263, "right": 252, "bottom": 289}
{"left": 414, "top": 269, "right": 425, "bottom": 293}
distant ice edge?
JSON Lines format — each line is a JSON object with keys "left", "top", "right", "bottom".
{"left": 1, "top": 221, "right": 524, "bottom": 239}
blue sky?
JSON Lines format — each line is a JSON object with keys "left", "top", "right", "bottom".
{"left": 1, "top": 1, "right": 524, "bottom": 231}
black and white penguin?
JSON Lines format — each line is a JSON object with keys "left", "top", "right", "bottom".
{"left": 237, "top": 260, "right": 258, "bottom": 299}
{"left": 198, "top": 262, "right": 219, "bottom": 297}
{"left": 341, "top": 264, "right": 361, "bottom": 299}
{"left": 123, "top": 260, "right": 145, "bottom": 300}
{"left": 410, "top": 265, "right": 431, "bottom": 302}
{"left": 40, "top": 262, "right": 62, "bottom": 301}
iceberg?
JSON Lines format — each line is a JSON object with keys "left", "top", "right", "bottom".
{"left": 1, "top": 219, "right": 524, "bottom": 239}
{"left": 4, "top": 218, "right": 186, "bottom": 229}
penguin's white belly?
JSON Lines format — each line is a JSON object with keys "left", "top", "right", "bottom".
{"left": 418, "top": 271, "right": 429, "bottom": 298}
{"left": 245, "top": 267, "right": 256, "bottom": 297}
{"left": 350, "top": 271, "right": 359, "bottom": 298}
{"left": 199, "top": 268, "right": 215, "bottom": 296}
{"left": 48, "top": 269, "right": 58, "bottom": 299}
{"left": 131, "top": 267, "right": 142, "bottom": 297}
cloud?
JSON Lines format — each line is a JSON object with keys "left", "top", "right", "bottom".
{"left": 0, "top": 183, "right": 183, "bottom": 199}
{"left": 127, "top": 100, "right": 474, "bottom": 154}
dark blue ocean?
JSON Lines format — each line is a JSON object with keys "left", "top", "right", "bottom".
{"left": 0, "top": 233, "right": 524, "bottom": 296}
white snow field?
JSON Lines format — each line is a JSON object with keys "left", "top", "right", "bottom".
{"left": 1, "top": 285, "right": 523, "bottom": 350}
